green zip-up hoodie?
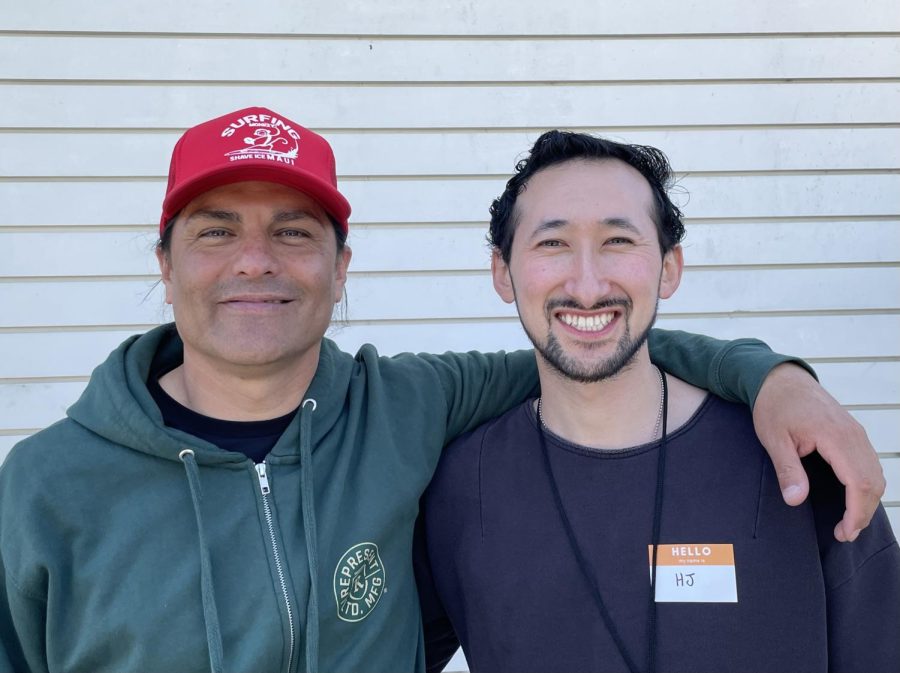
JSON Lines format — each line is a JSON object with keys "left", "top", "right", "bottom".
{"left": 0, "top": 324, "right": 797, "bottom": 673}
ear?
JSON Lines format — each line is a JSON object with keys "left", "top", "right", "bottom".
{"left": 155, "top": 245, "right": 175, "bottom": 305}
{"left": 659, "top": 244, "right": 683, "bottom": 300}
{"left": 491, "top": 249, "right": 515, "bottom": 304}
{"left": 333, "top": 245, "right": 352, "bottom": 303}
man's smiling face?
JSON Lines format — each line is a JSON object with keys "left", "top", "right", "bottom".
{"left": 492, "top": 159, "right": 682, "bottom": 382}
{"left": 157, "top": 180, "right": 351, "bottom": 375}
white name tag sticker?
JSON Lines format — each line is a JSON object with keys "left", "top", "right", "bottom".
{"left": 648, "top": 543, "right": 737, "bottom": 603}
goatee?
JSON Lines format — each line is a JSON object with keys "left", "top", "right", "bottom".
{"left": 522, "top": 298, "right": 658, "bottom": 383}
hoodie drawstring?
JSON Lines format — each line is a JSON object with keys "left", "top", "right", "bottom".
{"left": 179, "top": 448, "right": 225, "bottom": 673}
{"left": 299, "top": 398, "right": 320, "bottom": 673}
{"left": 178, "top": 400, "right": 319, "bottom": 673}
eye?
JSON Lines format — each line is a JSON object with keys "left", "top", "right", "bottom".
{"left": 277, "top": 228, "right": 314, "bottom": 241}
{"left": 606, "top": 236, "right": 634, "bottom": 245}
{"left": 198, "top": 228, "right": 232, "bottom": 238}
{"left": 538, "top": 238, "right": 564, "bottom": 248}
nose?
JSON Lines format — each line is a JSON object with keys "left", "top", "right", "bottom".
{"left": 563, "top": 248, "right": 612, "bottom": 307}
{"left": 232, "top": 231, "right": 279, "bottom": 278}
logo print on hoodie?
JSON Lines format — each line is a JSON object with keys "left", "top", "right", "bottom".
{"left": 334, "top": 542, "right": 385, "bottom": 622}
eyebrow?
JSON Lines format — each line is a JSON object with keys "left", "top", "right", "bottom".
{"left": 272, "top": 209, "right": 324, "bottom": 224}
{"left": 529, "top": 216, "right": 642, "bottom": 240}
{"left": 185, "top": 208, "right": 324, "bottom": 225}
{"left": 186, "top": 209, "right": 241, "bottom": 223}
{"left": 602, "top": 217, "right": 642, "bottom": 235}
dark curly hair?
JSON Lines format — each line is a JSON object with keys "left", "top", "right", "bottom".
{"left": 488, "top": 130, "right": 685, "bottom": 263}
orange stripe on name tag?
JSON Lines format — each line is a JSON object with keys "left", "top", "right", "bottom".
{"left": 648, "top": 543, "right": 735, "bottom": 566}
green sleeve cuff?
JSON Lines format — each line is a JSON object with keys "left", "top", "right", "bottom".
{"left": 648, "top": 329, "right": 817, "bottom": 408}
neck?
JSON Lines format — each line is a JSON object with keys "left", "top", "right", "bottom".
{"left": 158, "top": 346, "right": 320, "bottom": 421}
{"left": 536, "top": 348, "right": 664, "bottom": 450}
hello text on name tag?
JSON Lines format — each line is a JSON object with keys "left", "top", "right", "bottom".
{"left": 648, "top": 543, "right": 737, "bottom": 603}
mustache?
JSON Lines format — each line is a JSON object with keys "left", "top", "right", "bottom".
{"left": 545, "top": 297, "right": 631, "bottom": 313}
{"left": 212, "top": 280, "right": 300, "bottom": 300}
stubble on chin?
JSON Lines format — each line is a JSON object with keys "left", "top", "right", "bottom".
{"left": 525, "top": 301, "right": 658, "bottom": 384}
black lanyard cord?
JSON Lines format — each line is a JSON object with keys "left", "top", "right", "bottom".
{"left": 648, "top": 369, "right": 668, "bottom": 673}
{"left": 537, "top": 366, "right": 668, "bottom": 673}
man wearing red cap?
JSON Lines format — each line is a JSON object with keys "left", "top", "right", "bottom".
{"left": 0, "top": 107, "right": 884, "bottom": 673}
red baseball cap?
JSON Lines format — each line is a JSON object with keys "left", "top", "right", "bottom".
{"left": 160, "top": 106, "right": 351, "bottom": 235}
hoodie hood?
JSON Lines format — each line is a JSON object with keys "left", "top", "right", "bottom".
{"left": 66, "top": 323, "right": 356, "bottom": 466}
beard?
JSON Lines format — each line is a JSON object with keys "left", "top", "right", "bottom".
{"left": 521, "top": 297, "right": 658, "bottom": 384}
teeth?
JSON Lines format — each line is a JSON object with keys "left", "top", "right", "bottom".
{"left": 559, "top": 312, "right": 613, "bottom": 332}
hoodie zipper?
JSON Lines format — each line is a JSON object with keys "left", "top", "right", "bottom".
{"left": 256, "top": 462, "right": 296, "bottom": 673}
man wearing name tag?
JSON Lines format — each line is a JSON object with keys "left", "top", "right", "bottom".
{"left": 418, "top": 131, "right": 900, "bottom": 673}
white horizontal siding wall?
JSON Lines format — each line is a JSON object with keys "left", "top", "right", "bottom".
{"left": 1, "top": 9, "right": 898, "bottom": 667}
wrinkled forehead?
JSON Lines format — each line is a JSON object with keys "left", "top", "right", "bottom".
{"left": 189, "top": 180, "right": 326, "bottom": 212}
